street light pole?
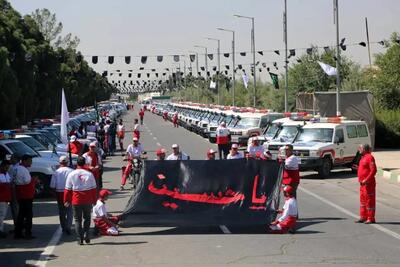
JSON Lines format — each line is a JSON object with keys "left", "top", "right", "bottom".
{"left": 190, "top": 51, "right": 200, "bottom": 102}
{"left": 334, "top": 0, "right": 341, "bottom": 116}
{"left": 194, "top": 45, "right": 209, "bottom": 103}
{"left": 234, "top": 14, "right": 256, "bottom": 107}
{"left": 217, "top": 28, "right": 236, "bottom": 107}
{"left": 283, "top": 0, "right": 289, "bottom": 112}
{"left": 205, "top": 37, "right": 221, "bottom": 105}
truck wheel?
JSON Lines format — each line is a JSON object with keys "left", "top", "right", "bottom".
{"left": 318, "top": 158, "right": 332, "bottom": 178}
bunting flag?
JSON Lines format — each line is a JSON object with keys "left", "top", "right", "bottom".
{"left": 262, "top": 62, "right": 267, "bottom": 68}
{"left": 137, "top": 73, "right": 141, "bottom": 78}
{"left": 210, "top": 80, "right": 217, "bottom": 89}
{"left": 140, "top": 67, "right": 145, "bottom": 70}
{"left": 157, "top": 56, "right": 163, "bottom": 62}
{"left": 269, "top": 72, "right": 279, "bottom": 90}
{"left": 200, "top": 66, "right": 205, "bottom": 71}
{"left": 141, "top": 56, "right": 147, "bottom": 64}
{"left": 119, "top": 73, "right": 122, "bottom": 77}
{"left": 92, "top": 56, "right": 98, "bottom": 64}
{"left": 296, "top": 59, "right": 302, "bottom": 63}
{"left": 242, "top": 73, "right": 249, "bottom": 88}
{"left": 163, "top": 73, "right": 166, "bottom": 76}
{"left": 207, "top": 71, "right": 210, "bottom": 77}
{"left": 125, "top": 56, "right": 131, "bottom": 64}
{"left": 225, "top": 65, "right": 230, "bottom": 70}
{"left": 198, "top": 72, "right": 201, "bottom": 76}
{"left": 238, "top": 64, "right": 243, "bottom": 70}
{"left": 224, "top": 70, "right": 228, "bottom": 75}
{"left": 151, "top": 69, "right": 156, "bottom": 72}
{"left": 318, "top": 61, "right": 337, "bottom": 76}
{"left": 340, "top": 38, "right": 346, "bottom": 51}
{"left": 274, "top": 50, "right": 280, "bottom": 55}
{"left": 155, "top": 73, "right": 159, "bottom": 78}
{"left": 306, "top": 48, "right": 313, "bottom": 55}
{"left": 212, "top": 66, "right": 217, "bottom": 71}
{"left": 240, "top": 52, "right": 246, "bottom": 56}
{"left": 258, "top": 51, "right": 264, "bottom": 56}
{"left": 224, "top": 53, "right": 230, "bottom": 58}
{"left": 189, "top": 54, "right": 196, "bottom": 62}
{"left": 273, "top": 62, "right": 278, "bottom": 70}
{"left": 102, "top": 71, "right": 107, "bottom": 77}
{"left": 108, "top": 56, "right": 114, "bottom": 64}
{"left": 208, "top": 54, "right": 214, "bottom": 60}
{"left": 324, "top": 46, "right": 330, "bottom": 53}
{"left": 147, "top": 73, "right": 150, "bottom": 78}
{"left": 128, "top": 73, "right": 132, "bottom": 78}
{"left": 173, "top": 55, "right": 180, "bottom": 62}
{"left": 288, "top": 49, "right": 296, "bottom": 58}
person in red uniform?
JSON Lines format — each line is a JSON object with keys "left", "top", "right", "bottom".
{"left": 216, "top": 121, "right": 230, "bottom": 159}
{"left": 14, "top": 155, "right": 37, "bottom": 239}
{"left": 355, "top": 144, "right": 377, "bottom": 224}
{"left": 172, "top": 110, "right": 179, "bottom": 128}
{"left": 280, "top": 144, "right": 300, "bottom": 198}
{"left": 69, "top": 135, "right": 83, "bottom": 155}
{"left": 133, "top": 118, "right": 140, "bottom": 140}
{"left": 83, "top": 142, "right": 103, "bottom": 191}
{"left": 268, "top": 185, "right": 298, "bottom": 234}
{"left": 139, "top": 109, "right": 145, "bottom": 125}
{"left": 64, "top": 156, "right": 97, "bottom": 245}
{"left": 0, "top": 157, "right": 12, "bottom": 238}
{"left": 92, "top": 189, "right": 120, "bottom": 236}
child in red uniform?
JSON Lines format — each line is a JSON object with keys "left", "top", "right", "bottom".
{"left": 92, "top": 189, "right": 120, "bottom": 236}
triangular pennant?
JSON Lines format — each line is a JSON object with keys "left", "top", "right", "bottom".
{"left": 224, "top": 70, "right": 228, "bottom": 75}
{"left": 139, "top": 67, "right": 144, "bottom": 70}
{"left": 240, "top": 52, "right": 246, "bottom": 56}
{"left": 224, "top": 53, "right": 230, "bottom": 58}
{"left": 125, "top": 56, "right": 131, "bottom": 64}
{"left": 128, "top": 73, "right": 132, "bottom": 78}
{"left": 200, "top": 66, "right": 205, "bottom": 71}
{"left": 102, "top": 71, "right": 107, "bottom": 77}
{"left": 269, "top": 72, "right": 279, "bottom": 90}
{"left": 108, "top": 56, "right": 114, "bottom": 64}
{"left": 208, "top": 54, "right": 214, "bottom": 60}
{"left": 288, "top": 49, "right": 296, "bottom": 58}
{"left": 92, "top": 56, "right": 98, "bottom": 64}
{"left": 238, "top": 64, "right": 243, "bottom": 70}
{"left": 147, "top": 73, "right": 150, "bottom": 78}
{"left": 306, "top": 48, "right": 313, "bottom": 55}
{"left": 157, "top": 56, "right": 163, "bottom": 62}
{"left": 137, "top": 73, "right": 141, "bottom": 78}
{"left": 212, "top": 66, "right": 217, "bottom": 71}
{"left": 274, "top": 50, "right": 280, "bottom": 55}
{"left": 225, "top": 65, "right": 230, "bottom": 70}
{"left": 318, "top": 61, "right": 337, "bottom": 76}
{"left": 141, "top": 56, "right": 147, "bottom": 64}
{"left": 190, "top": 54, "right": 196, "bottom": 62}
{"left": 258, "top": 51, "right": 264, "bottom": 56}
{"left": 173, "top": 55, "right": 180, "bottom": 62}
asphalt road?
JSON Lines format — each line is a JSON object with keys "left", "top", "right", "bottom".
{"left": 1, "top": 106, "right": 400, "bottom": 267}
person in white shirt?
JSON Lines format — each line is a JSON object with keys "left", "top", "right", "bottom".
{"left": 227, "top": 144, "right": 244, "bottom": 159}
{"left": 166, "top": 144, "right": 190, "bottom": 160}
{"left": 50, "top": 156, "right": 73, "bottom": 235}
{"left": 247, "top": 139, "right": 264, "bottom": 158}
{"left": 92, "top": 189, "right": 120, "bottom": 236}
{"left": 116, "top": 119, "right": 125, "bottom": 151}
{"left": 269, "top": 185, "right": 298, "bottom": 234}
{"left": 121, "top": 137, "right": 144, "bottom": 190}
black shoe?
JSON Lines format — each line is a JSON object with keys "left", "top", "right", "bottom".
{"left": 14, "top": 234, "right": 24, "bottom": 239}
{"left": 24, "top": 235, "right": 36, "bottom": 240}
{"left": 78, "top": 239, "right": 84, "bottom": 245}
{"left": 85, "top": 238, "right": 90, "bottom": 244}
{"left": 355, "top": 219, "right": 366, "bottom": 223}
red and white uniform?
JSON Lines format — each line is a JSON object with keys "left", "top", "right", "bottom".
{"left": 83, "top": 151, "right": 102, "bottom": 179}
{"left": 227, "top": 152, "right": 244, "bottom": 160}
{"left": 64, "top": 168, "right": 97, "bottom": 205}
{"left": 270, "top": 196, "right": 298, "bottom": 233}
{"left": 92, "top": 199, "right": 119, "bottom": 236}
{"left": 357, "top": 152, "right": 377, "bottom": 222}
{"left": 121, "top": 144, "right": 144, "bottom": 186}
{"left": 247, "top": 145, "right": 264, "bottom": 157}
{"left": 69, "top": 141, "right": 83, "bottom": 155}
{"left": 139, "top": 110, "right": 145, "bottom": 118}
{"left": 117, "top": 124, "right": 125, "bottom": 139}
{"left": 166, "top": 152, "right": 189, "bottom": 160}
{"left": 14, "top": 165, "right": 36, "bottom": 200}
{"left": 172, "top": 112, "right": 178, "bottom": 127}
{"left": 133, "top": 123, "right": 140, "bottom": 139}
{"left": 216, "top": 126, "right": 230, "bottom": 145}
{"left": 50, "top": 166, "right": 73, "bottom": 202}
{"left": 0, "top": 172, "right": 12, "bottom": 232}
{"left": 282, "top": 155, "right": 300, "bottom": 186}
{"left": 163, "top": 110, "right": 168, "bottom": 121}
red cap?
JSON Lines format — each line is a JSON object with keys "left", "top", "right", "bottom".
{"left": 99, "top": 189, "right": 112, "bottom": 199}
{"left": 156, "top": 148, "right": 166, "bottom": 156}
{"left": 283, "top": 185, "right": 294, "bottom": 195}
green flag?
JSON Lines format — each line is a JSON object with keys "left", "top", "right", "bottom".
{"left": 269, "top": 72, "right": 279, "bottom": 89}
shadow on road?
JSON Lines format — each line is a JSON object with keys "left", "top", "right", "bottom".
{"left": 0, "top": 250, "right": 46, "bottom": 267}
{"left": 93, "top": 241, "right": 148, "bottom": 246}
{"left": 301, "top": 169, "right": 355, "bottom": 180}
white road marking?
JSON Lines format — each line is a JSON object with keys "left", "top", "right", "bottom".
{"left": 149, "top": 132, "right": 153, "bottom": 136}
{"left": 219, "top": 225, "right": 231, "bottom": 234}
{"left": 299, "top": 187, "right": 400, "bottom": 241}
{"left": 34, "top": 226, "right": 62, "bottom": 267}
{"left": 153, "top": 137, "right": 157, "bottom": 140}
{"left": 156, "top": 142, "right": 161, "bottom": 146}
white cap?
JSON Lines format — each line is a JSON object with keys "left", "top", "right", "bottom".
{"left": 171, "top": 144, "right": 179, "bottom": 148}
{"left": 59, "top": 155, "right": 68, "bottom": 163}
{"left": 220, "top": 121, "right": 226, "bottom": 127}
{"left": 207, "top": 149, "right": 217, "bottom": 154}
{"left": 70, "top": 135, "right": 77, "bottom": 142}
{"left": 231, "top": 143, "right": 239, "bottom": 149}
{"left": 133, "top": 137, "right": 139, "bottom": 141}
{"left": 89, "top": 141, "right": 97, "bottom": 147}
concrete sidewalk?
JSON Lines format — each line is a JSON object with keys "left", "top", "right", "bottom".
{"left": 372, "top": 149, "right": 400, "bottom": 183}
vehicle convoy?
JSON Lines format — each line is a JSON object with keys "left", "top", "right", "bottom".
{"left": 0, "top": 131, "right": 59, "bottom": 197}
{"left": 288, "top": 118, "right": 371, "bottom": 178}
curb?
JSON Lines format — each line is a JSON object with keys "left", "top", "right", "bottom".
{"left": 377, "top": 168, "right": 400, "bottom": 183}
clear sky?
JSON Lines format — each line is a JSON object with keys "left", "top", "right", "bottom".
{"left": 9, "top": 0, "right": 400, "bottom": 81}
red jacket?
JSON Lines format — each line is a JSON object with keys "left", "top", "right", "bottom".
{"left": 139, "top": 111, "right": 145, "bottom": 117}
{"left": 69, "top": 141, "right": 83, "bottom": 155}
{"left": 0, "top": 173, "right": 12, "bottom": 202}
{"left": 16, "top": 179, "right": 36, "bottom": 200}
{"left": 358, "top": 152, "right": 377, "bottom": 184}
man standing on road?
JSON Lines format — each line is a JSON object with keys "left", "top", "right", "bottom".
{"left": 64, "top": 156, "right": 97, "bottom": 245}
{"left": 120, "top": 137, "right": 144, "bottom": 190}
{"left": 139, "top": 108, "right": 145, "bottom": 125}
{"left": 172, "top": 110, "right": 179, "bottom": 127}
{"left": 69, "top": 135, "right": 83, "bottom": 155}
{"left": 355, "top": 144, "right": 377, "bottom": 224}
{"left": 227, "top": 144, "right": 244, "bottom": 159}
{"left": 50, "top": 156, "right": 73, "bottom": 235}
{"left": 216, "top": 122, "right": 230, "bottom": 159}
{"left": 281, "top": 144, "right": 300, "bottom": 198}
{"left": 83, "top": 142, "right": 103, "bottom": 191}
{"left": 117, "top": 119, "right": 125, "bottom": 151}
{"left": 166, "top": 144, "right": 190, "bottom": 160}
{"left": 133, "top": 118, "right": 140, "bottom": 140}
{"left": 0, "top": 157, "right": 12, "bottom": 238}
{"left": 14, "top": 155, "right": 37, "bottom": 239}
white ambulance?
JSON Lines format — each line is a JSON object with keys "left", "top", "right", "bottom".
{"left": 291, "top": 118, "right": 371, "bottom": 178}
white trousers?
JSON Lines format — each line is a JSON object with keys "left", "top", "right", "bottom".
{"left": 0, "top": 202, "right": 8, "bottom": 232}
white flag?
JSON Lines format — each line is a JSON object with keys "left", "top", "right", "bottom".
{"left": 318, "top": 61, "right": 337, "bottom": 76}
{"left": 209, "top": 80, "right": 216, "bottom": 89}
{"left": 242, "top": 73, "right": 249, "bottom": 88}
{"left": 60, "top": 89, "right": 70, "bottom": 144}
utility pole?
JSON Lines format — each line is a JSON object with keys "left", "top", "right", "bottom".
{"left": 283, "top": 0, "right": 289, "bottom": 112}
{"left": 334, "top": 0, "right": 341, "bottom": 116}
{"left": 365, "top": 17, "right": 372, "bottom": 67}
{"left": 218, "top": 28, "right": 236, "bottom": 107}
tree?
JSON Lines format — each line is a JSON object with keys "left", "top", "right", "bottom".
{"left": 31, "top": 8, "right": 80, "bottom": 49}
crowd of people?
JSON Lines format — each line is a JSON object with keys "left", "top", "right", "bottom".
{"left": 0, "top": 103, "right": 378, "bottom": 245}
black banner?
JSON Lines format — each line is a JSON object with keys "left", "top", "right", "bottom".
{"left": 121, "top": 159, "right": 282, "bottom": 227}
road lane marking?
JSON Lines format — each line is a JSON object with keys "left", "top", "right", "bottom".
{"left": 299, "top": 187, "right": 400, "bottom": 241}
{"left": 156, "top": 142, "right": 161, "bottom": 146}
{"left": 34, "top": 226, "right": 62, "bottom": 267}
{"left": 149, "top": 132, "right": 153, "bottom": 136}
{"left": 153, "top": 137, "right": 157, "bottom": 140}
{"left": 219, "top": 225, "right": 231, "bottom": 234}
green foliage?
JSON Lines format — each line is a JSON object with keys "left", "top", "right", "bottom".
{"left": 0, "top": 0, "right": 115, "bottom": 129}
{"left": 375, "top": 109, "right": 400, "bottom": 148}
